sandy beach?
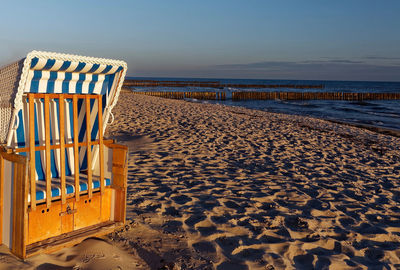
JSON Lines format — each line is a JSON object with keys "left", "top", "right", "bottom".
{"left": 1, "top": 91, "right": 400, "bottom": 269}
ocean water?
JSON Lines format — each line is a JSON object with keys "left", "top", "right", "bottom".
{"left": 127, "top": 77, "right": 400, "bottom": 132}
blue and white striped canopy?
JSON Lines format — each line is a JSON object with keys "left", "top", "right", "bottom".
{"left": 27, "top": 57, "right": 124, "bottom": 95}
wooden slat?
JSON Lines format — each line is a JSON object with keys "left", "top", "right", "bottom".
{"left": 110, "top": 144, "right": 128, "bottom": 223}
{"left": 44, "top": 95, "right": 51, "bottom": 208}
{"left": 24, "top": 159, "right": 29, "bottom": 256}
{"left": 28, "top": 94, "right": 36, "bottom": 211}
{"left": 104, "top": 141, "right": 126, "bottom": 150}
{"left": 85, "top": 97, "right": 92, "bottom": 198}
{"left": 110, "top": 145, "right": 128, "bottom": 189}
{"left": 60, "top": 199, "right": 75, "bottom": 234}
{"left": 73, "top": 95, "right": 80, "bottom": 202}
{"left": 15, "top": 139, "right": 113, "bottom": 153}
{"left": 1, "top": 151, "right": 27, "bottom": 164}
{"left": 0, "top": 153, "right": 3, "bottom": 243}
{"left": 12, "top": 160, "right": 28, "bottom": 258}
{"left": 59, "top": 95, "right": 66, "bottom": 204}
{"left": 100, "top": 188, "right": 112, "bottom": 222}
{"left": 98, "top": 96, "right": 105, "bottom": 194}
{"left": 11, "top": 162, "right": 21, "bottom": 256}
{"left": 26, "top": 221, "right": 121, "bottom": 258}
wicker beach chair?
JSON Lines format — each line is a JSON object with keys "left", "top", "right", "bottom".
{"left": 0, "top": 51, "right": 128, "bottom": 259}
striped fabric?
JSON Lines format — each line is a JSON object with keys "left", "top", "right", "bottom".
{"left": 30, "top": 57, "right": 123, "bottom": 74}
{"left": 16, "top": 96, "right": 105, "bottom": 179}
{"left": 27, "top": 57, "right": 122, "bottom": 95}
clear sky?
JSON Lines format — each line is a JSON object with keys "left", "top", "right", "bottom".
{"left": 1, "top": 0, "right": 399, "bottom": 81}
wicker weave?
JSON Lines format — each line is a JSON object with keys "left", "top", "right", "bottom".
{"left": 0, "top": 60, "right": 24, "bottom": 106}
{"left": 0, "top": 59, "right": 24, "bottom": 144}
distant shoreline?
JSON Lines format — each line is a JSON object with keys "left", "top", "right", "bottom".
{"left": 124, "top": 77, "right": 400, "bottom": 139}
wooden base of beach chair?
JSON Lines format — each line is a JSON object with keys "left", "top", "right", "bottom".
{"left": 27, "top": 189, "right": 114, "bottom": 245}
{"left": 26, "top": 220, "right": 124, "bottom": 258}
{"left": 0, "top": 142, "right": 128, "bottom": 259}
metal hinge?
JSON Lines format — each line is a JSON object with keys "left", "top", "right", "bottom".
{"left": 59, "top": 204, "right": 77, "bottom": 216}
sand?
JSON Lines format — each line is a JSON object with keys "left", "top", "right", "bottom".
{"left": 1, "top": 92, "right": 400, "bottom": 269}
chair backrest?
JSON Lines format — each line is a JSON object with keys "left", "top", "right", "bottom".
{"left": 15, "top": 94, "right": 104, "bottom": 180}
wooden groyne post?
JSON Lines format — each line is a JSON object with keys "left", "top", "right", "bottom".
{"left": 132, "top": 91, "right": 226, "bottom": 101}
{"left": 231, "top": 92, "right": 400, "bottom": 101}
{"left": 131, "top": 90, "right": 400, "bottom": 101}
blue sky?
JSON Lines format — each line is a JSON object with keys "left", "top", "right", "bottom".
{"left": 1, "top": 0, "right": 399, "bottom": 81}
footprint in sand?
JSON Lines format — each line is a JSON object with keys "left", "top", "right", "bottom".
{"left": 234, "top": 248, "right": 265, "bottom": 262}
{"left": 284, "top": 216, "right": 309, "bottom": 231}
{"left": 171, "top": 194, "right": 192, "bottom": 205}
{"left": 162, "top": 220, "right": 184, "bottom": 234}
{"left": 197, "top": 225, "right": 221, "bottom": 237}
{"left": 216, "top": 260, "right": 248, "bottom": 270}
{"left": 184, "top": 213, "right": 207, "bottom": 227}
{"left": 192, "top": 241, "right": 218, "bottom": 262}
{"left": 163, "top": 207, "right": 182, "bottom": 217}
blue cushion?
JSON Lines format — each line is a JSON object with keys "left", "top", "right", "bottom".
{"left": 33, "top": 177, "right": 111, "bottom": 201}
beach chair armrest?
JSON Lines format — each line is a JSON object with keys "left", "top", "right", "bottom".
{"left": 0, "top": 149, "right": 27, "bottom": 164}
{"left": 105, "top": 142, "right": 128, "bottom": 189}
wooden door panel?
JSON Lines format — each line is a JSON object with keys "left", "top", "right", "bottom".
{"left": 74, "top": 195, "right": 101, "bottom": 230}
{"left": 28, "top": 202, "right": 61, "bottom": 244}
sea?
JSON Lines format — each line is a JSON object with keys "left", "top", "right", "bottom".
{"left": 127, "top": 77, "right": 400, "bottom": 133}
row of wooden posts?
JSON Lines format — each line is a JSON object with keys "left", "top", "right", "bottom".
{"left": 133, "top": 91, "right": 226, "bottom": 100}
{"left": 231, "top": 92, "right": 400, "bottom": 101}
{"left": 133, "top": 91, "right": 400, "bottom": 101}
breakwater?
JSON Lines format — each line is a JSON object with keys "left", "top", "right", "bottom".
{"left": 232, "top": 92, "right": 400, "bottom": 101}
{"left": 132, "top": 91, "right": 400, "bottom": 101}
{"left": 133, "top": 91, "right": 226, "bottom": 100}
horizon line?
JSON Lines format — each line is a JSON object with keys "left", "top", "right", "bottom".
{"left": 125, "top": 75, "right": 400, "bottom": 84}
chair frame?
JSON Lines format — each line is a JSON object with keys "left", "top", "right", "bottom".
{"left": 0, "top": 92, "right": 127, "bottom": 259}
